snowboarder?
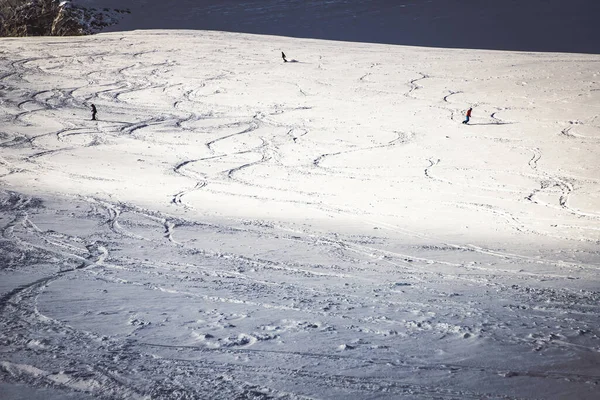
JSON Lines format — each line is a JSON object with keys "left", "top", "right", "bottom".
{"left": 91, "top": 104, "right": 97, "bottom": 121}
{"left": 462, "top": 107, "right": 472, "bottom": 124}
{"left": 282, "top": 52, "right": 287, "bottom": 63}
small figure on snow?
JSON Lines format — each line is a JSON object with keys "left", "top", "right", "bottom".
{"left": 91, "top": 104, "right": 97, "bottom": 121}
{"left": 462, "top": 107, "right": 472, "bottom": 124}
{"left": 282, "top": 52, "right": 287, "bottom": 63}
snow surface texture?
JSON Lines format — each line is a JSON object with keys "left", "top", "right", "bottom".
{"left": 1, "top": 31, "right": 600, "bottom": 399}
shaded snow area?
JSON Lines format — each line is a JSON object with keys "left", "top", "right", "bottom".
{"left": 1, "top": 31, "right": 600, "bottom": 399}
{"left": 76, "top": 0, "right": 600, "bottom": 54}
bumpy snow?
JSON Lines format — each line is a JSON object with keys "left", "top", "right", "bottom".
{"left": 0, "top": 31, "right": 599, "bottom": 399}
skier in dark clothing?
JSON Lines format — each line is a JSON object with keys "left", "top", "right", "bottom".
{"left": 282, "top": 52, "right": 287, "bottom": 63}
{"left": 462, "top": 107, "right": 472, "bottom": 124}
{"left": 91, "top": 104, "right": 97, "bottom": 121}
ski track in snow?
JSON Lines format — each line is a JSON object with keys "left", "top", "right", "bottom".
{"left": 1, "top": 32, "right": 600, "bottom": 399}
{"left": 2, "top": 189, "right": 600, "bottom": 399}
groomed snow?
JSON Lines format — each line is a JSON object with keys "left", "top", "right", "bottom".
{"left": 1, "top": 30, "right": 599, "bottom": 399}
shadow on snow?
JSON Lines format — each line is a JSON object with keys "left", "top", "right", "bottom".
{"left": 104, "top": 0, "right": 600, "bottom": 54}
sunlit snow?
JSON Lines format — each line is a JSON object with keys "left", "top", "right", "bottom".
{"left": 1, "top": 28, "right": 599, "bottom": 399}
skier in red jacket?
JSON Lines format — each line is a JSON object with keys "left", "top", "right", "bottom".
{"left": 462, "top": 107, "right": 472, "bottom": 124}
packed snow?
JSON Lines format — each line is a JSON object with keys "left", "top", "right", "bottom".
{"left": 1, "top": 29, "right": 599, "bottom": 399}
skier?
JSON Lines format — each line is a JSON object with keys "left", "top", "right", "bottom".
{"left": 462, "top": 107, "right": 472, "bottom": 124}
{"left": 281, "top": 52, "right": 287, "bottom": 63}
{"left": 91, "top": 104, "right": 97, "bottom": 121}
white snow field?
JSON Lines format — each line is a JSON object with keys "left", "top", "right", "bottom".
{"left": 1, "top": 30, "right": 600, "bottom": 399}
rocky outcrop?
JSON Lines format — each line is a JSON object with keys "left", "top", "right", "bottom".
{"left": 0, "top": 0, "right": 128, "bottom": 36}
{"left": 51, "top": 1, "right": 84, "bottom": 36}
{"left": 0, "top": 0, "right": 59, "bottom": 36}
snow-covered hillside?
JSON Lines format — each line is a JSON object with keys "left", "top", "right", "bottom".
{"left": 1, "top": 29, "right": 599, "bottom": 399}
{"left": 74, "top": 0, "right": 600, "bottom": 54}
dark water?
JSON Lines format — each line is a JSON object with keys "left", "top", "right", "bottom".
{"left": 107, "top": 0, "right": 600, "bottom": 54}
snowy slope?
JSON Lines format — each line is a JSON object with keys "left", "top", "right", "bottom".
{"left": 1, "top": 30, "right": 600, "bottom": 399}
{"left": 73, "top": 0, "right": 600, "bottom": 54}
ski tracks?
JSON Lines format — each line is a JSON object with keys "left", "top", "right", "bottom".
{"left": 443, "top": 90, "right": 462, "bottom": 103}
{"left": 424, "top": 157, "right": 455, "bottom": 186}
{"left": 0, "top": 193, "right": 145, "bottom": 398}
{"left": 2, "top": 190, "right": 599, "bottom": 398}
{"left": 524, "top": 146, "right": 600, "bottom": 219}
{"left": 84, "top": 197, "right": 184, "bottom": 245}
{"left": 205, "top": 121, "right": 260, "bottom": 153}
{"left": 405, "top": 72, "right": 429, "bottom": 99}
{"left": 313, "top": 130, "right": 415, "bottom": 170}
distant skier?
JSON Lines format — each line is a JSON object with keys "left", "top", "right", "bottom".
{"left": 462, "top": 107, "right": 472, "bottom": 124}
{"left": 282, "top": 52, "right": 287, "bottom": 63}
{"left": 91, "top": 104, "right": 97, "bottom": 121}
